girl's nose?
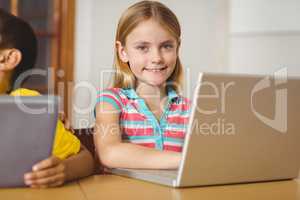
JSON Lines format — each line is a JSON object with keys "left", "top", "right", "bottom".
{"left": 151, "top": 48, "right": 163, "bottom": 64}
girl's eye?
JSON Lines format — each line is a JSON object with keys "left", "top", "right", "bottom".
{"left": 136, "top": 46, "right": 149, "bottom": 52}
{"left": 162, "top": 44, "right": 174, "bottom": 50}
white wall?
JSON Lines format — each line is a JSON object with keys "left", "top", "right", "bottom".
{"left": 230, "top": 0, "right": 300, "bottom": 32}
{"left": 229, "top": 0, "right": 300, "bottom": 75}
{"left": 72, "top": 0, "right": 229, "bottom": 128}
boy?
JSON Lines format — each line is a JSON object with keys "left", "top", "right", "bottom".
{"left": 0, "top": 9, "right": 94, "bottom": 188}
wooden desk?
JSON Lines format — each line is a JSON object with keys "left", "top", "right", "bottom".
{"left": 79, "top": 175, "right": 300, "bottom": 200}
{"left": 0, "top": 182, "right": 85, "bottom": 200}
{"left": 1, "top": 175, "right": 300, "bottom": 200}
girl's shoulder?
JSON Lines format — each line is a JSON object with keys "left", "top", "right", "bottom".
{"left": 96, "top": 87, "right": 129, "bottom": 111}
{"left": 97, "top": 87, "right": 128, "bottom": 100}
{"left": 176, "top": 95, "right": 191, "bottom": 105}
{"left": 168, "top": 88, "right": 191, "bottom": 106}
{"left": 171, "top": 95, "right": 191, "bottom": 112}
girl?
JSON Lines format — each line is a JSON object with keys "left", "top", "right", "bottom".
{"left": 0, "top": 9, "right": 94, "bottom": 187}
{"left": 94, "top": 1, "right": 190, "bottom": 169}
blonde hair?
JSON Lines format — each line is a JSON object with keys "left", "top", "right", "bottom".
{"left": 112, "top": 0, "right": 183, "bottom": 93}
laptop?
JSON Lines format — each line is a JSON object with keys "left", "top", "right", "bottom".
{"left": 0, "top": 96, "right": 59, "bottom": 187}
{"left": 110, "top": 72, "right": 300, "bottom": 187}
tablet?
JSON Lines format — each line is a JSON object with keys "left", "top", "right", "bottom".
{"left": 0, "top": 96, "right": 58, "bottom": 187}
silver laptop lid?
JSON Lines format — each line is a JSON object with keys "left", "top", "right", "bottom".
{"left": 177, "top": 72, "right": 300, "bottom": 187}
{"left": 0, "top": 96, "right": 59, "bottom": 187}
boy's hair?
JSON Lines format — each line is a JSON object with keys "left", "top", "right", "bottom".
{"left": 0, "top": 8, "right": 37, "bottom": 88}
{"left": 113, "top": 0, "right": 183, "bottom": 93}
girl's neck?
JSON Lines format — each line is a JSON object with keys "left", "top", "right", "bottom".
{"left": 135, "top": 82, "right": 167, "bottom": 100}
{"left": 135, "top": 81, "right": 168, "bottom": 120}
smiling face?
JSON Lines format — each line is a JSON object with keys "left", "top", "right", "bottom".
{"left": 117, "top": 19, "right": 179, "bottom": 88}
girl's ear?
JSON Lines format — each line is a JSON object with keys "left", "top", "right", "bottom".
{"left": 116, "top": 41, "right": 129, "bottom": 63}
{"left": 0, "top": 49, "right": 22, "bottom": 72}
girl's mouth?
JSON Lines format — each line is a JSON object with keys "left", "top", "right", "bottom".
{"left": 144, "top": 66, "right": 167, "bottom": 72}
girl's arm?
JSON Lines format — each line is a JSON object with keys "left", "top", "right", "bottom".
{"left": 93, "top": 102, "right": 182, "bottom": 169}
{"left": 24, "top": 145, "right": 94, "bottom": 188}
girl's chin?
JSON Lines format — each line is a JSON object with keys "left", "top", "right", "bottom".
{"left": 136, "top": 72, "right": 173, "bottom": 87}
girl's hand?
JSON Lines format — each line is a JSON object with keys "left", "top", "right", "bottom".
{"left": 24, "top": 156, "right": 67, "bottom": 188}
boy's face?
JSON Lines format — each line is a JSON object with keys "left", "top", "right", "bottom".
{"left": 117, "top": 19, "right": 179, "bottom": 87}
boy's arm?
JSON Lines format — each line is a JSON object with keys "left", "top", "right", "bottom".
{"left": 94, "top": 102, "right": 182, "bottom": 170}
{"left": 63, "top": 145, "right": 95, "bottom": 181}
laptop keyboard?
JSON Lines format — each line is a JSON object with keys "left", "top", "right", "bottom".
{"left": 124, "top": 169, "right": 178, "bottom": 179}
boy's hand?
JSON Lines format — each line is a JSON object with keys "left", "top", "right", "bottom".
{"left": 24, "top": 156, "right": 67, "bottom": 188}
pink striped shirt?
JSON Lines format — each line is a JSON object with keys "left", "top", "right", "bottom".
{"left": 96, "top": 87, "right": 191, "bottom": 152}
